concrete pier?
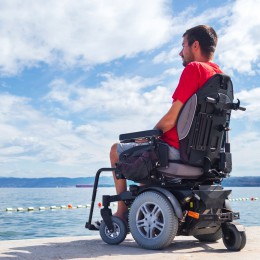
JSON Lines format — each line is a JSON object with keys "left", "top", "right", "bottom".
{"left": 0, "top": 226, "right": 259, "bottom": 259}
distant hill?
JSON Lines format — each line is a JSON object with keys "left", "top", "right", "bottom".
{"left": 0, "top": 176, "right": 114, "bottom": 188}
{"left": 0, "top": 176, "right": 259, "bottom": 188}
{"left": 222, "top": 176, "right": 260, "bottom": 187}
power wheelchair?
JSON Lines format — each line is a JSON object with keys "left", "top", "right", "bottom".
{"left": 86, "top": 74, "right": 247, "bottom": 251}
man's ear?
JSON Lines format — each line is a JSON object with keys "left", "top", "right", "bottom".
{"left": 192, "top": 40, "right": 200, "bottom": 51}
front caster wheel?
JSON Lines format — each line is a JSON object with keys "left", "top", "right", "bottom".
{"left": 99, "top": 216, "right": 127, "bottom": 245}
{"left": 222, "top": 224, "right": 246, "bottom": 251}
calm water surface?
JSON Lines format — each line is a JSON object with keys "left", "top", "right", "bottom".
{"left": 0, "top": 187, "right": 259, "bottom": 240}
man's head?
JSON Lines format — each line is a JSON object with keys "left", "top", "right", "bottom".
{"left": 179, "top": 25, "right": 218, "bottom": 66}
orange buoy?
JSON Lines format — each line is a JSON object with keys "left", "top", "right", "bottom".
{"left": 68, "top": 204, "right": 73, "bottom": 209}
{"left": 98, "top": 202, "right": 102, "bottom": 208}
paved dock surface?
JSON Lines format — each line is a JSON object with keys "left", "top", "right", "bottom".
{"left": 0, "top": 226, "right": 259, "bottom": 259}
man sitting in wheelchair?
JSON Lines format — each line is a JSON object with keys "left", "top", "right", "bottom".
{"left": 86, "top": 24, "right": 247, "bottom": 251}
{"left": 110, "top": 25, "right": 223, "bottom": 221}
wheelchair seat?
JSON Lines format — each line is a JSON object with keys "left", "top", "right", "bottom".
{"left": 117, "top": 74, "right": 245, "bottom": 183}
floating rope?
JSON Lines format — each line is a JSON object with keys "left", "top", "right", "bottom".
{"left": 3, "top": 202, "right": 117, "bottom": 212}
{"left": 228, "top": 197, "right": 259, "bottom": 202}
{"left": 2, "top": 197, "right": 258, "bottom": 212}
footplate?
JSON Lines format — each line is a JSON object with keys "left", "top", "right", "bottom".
{"left": 85, "top": 222, "right": 99, "bottom": 231}
{"left": 218, "top": 211, "right": 240, "bottom": 222}
{"left": 198, "top": 211, "right": 240, "bottom": 222}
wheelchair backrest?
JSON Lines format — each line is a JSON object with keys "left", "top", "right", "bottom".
{"left": 177, "top": 74, "right": 233, "bottom": 174}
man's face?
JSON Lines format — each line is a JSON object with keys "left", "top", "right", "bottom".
{"left": 179, "top": 35, "right": 195, "bottom": 67}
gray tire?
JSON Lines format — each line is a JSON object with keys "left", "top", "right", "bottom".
{"left": 194, "top": 228, "right": 222, "bottom": 242}
{"left": 129, "top": 191, "right": 178, "bottom": 249}
{"left": 99, "top": 216, "right": 127, "bottom": 245}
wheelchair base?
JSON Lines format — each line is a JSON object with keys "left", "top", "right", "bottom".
{"left": 85, "top": 168, "right": 246, "bottom": 251}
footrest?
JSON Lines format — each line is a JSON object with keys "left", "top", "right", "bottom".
{"left": 85, "top": 222, "right": 99, "bottom": 231}
{"left": 218, "top": 211, "right": 240, "bottom": 222}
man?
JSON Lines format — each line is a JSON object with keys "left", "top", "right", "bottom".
{"left": 110, "top": 25, "right": 223, "bottom": 222}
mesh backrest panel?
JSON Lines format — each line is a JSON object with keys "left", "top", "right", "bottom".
{"left": 177, "top": 94, "right": 197, "bottom": 140}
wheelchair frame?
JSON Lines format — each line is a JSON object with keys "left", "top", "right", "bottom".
{"left": 85, "top": 74, "right": 247, "bottom": 251}
{"left": 85, "top": 131, "right": 246, "bottom": 251}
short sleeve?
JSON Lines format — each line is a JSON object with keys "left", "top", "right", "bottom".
{"left": 172, "top": 63, "right": 200, "bottom": 104}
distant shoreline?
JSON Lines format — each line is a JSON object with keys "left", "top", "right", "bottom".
{"left": 0, "top": 176, "right": 260, "bottom": 188}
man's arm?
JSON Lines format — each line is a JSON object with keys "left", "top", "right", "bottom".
{"left": 154, "top": 100, "right": 183, "bottom": 133}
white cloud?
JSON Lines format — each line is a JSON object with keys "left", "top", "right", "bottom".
{"left": 0, "top": 76, "right": 175, "bottom": 177}
{"left": 226, "top": 85, "right": 260, "bottom": 176}
{"left": 1, "top": 0, "right": 259, "bottom": 179}
{"left": 151, "top": 0, "right": 260, "bottom": 76}
{"left": 233, "top": 87, "right": 260, "bottom": 121}
{"left": 218, "top": 0, "right": 260, "bottom": 74}
{"left": 153, "top": 47, "right": 181, "bottom": 64}
{"left": 0, "top": 0, "right": 173, "bottom": 75}
{"left": 232, "top": 131, "right": 260, "bottom": 175}
{"left": 163, "top": 67, "right": 183, "bottom": 76}
{"left": 2, "top": 0, "right": 259, "bottom": 77}
{"left": 45, "top": 74, "right": 172, "bottom": 120}
{"left": 151, "top": 4, "right": 231, "bottom": 65}
{"left": 0, "top": 94, "right": 112, "bottom": 176}
{"left": 0, "top": 73, "right": 177, "bottom": 177}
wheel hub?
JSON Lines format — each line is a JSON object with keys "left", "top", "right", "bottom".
{"left": 136, "top": 202, "right": 165, "bottom": 239}
{"left": 105, "top": 223, "right": 120, "bottom": 239}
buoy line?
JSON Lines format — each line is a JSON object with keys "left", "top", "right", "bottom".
{"left": 228, "top": 197, "right": 259, "bottom": 202}
{"left": 2, "top": 202, "right": 118, "bottom": 212}
{"left": 2, "top": 198, "right": 258, "bottom": 212}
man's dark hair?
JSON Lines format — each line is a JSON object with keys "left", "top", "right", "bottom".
{"left": 183, "top": 25, "right": 218, "bottom": 59}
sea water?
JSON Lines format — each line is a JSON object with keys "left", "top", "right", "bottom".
{"left": 0, "top": 187, "right": 259, "bottom": 240}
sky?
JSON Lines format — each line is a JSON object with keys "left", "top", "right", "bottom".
{"left": 0, "top": 0, "right": 259, "bottom": 178}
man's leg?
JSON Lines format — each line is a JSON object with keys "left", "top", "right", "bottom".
{"left": 110, "top": 143, "right": 128, "bottom": 220}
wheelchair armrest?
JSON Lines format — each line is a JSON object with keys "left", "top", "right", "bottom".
{"left": 119, "top": 129, "right": 163, "bottom": 143}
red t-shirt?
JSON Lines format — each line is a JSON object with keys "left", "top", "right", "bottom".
{"left": 161, "top": 61, "right": 223, "bottom": 149}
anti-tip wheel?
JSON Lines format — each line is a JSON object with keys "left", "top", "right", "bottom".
{"left": 223, "top": 224, "right": 246, "bottom": 251}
